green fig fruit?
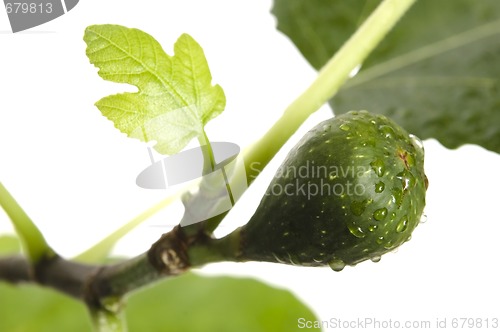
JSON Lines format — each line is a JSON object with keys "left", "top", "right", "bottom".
{"left": 231, "top": 111, "right": 427, "bottom": 271}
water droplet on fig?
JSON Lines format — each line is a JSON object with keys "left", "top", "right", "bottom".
{"left": 396, "top": 216, "right": 409, "bottom": 233}
{"left": 375, "top": 181, "right": 385, "bottom": 193}
{"left": 378, "top": 124, "right": 396, "bottom": 139}
{"left": 391, "top": 188, "right": 404, "bottom": 206}
{"left": 409, "top": 134, "right": 424, "bottom": 151}
{"left": 362, "top": 137, "right": 376, "bottom": 147}
{"left": 420, "top": 214, "right": 428, "bottom": 223}
{"left": 347, "top": 223, "right": 366, "bottom": 238}
{"left": 371, "top": 256, "right": 381, "bottom": 263}
{"left": 384, "top": 240, "right": 395, "bottom": 249}
{"left": 376, "top": 236, "right": 384, "bottom": 244}
{"left": 370, "top": 159, "right": 385, "bottom": 177}
{"left": 368, "top": 225, "right": 378, "bottom": 232}
{"left": 329, "top": 259, "right": 346, "bottom": 272}
{"left": 339, "top": 123, "right": 351, "bottom": 131}
{"left": 373, "top": 208, "right": 388, "bottom": 221}
{"left": 350, "top": 200, "right": 366, "bottom": 216}
{"left": 397, "top": 169, "right": 416, "bottom": 190}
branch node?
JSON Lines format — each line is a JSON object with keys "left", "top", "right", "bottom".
{"left": 148, "top": 225, "right": 191, "bottom": 275}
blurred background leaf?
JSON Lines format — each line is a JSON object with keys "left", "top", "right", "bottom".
{"left": 0, "top": 273, "right": 319, "bottom": 332}
{"left": 0, "top": 235, "right": 21, "bottom": 256}
{"left": 0, "top": 283, "right": 92, "bottom": 332}
{"left": 273, "top": 0, "right": 500, "bottom": 154}
{"left": 126, "top": 273, "right": 320, "bottom": 332}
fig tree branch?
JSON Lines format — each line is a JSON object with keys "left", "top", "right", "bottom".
{"left": 0, "top": 224, "right": 238, "bottom": 311}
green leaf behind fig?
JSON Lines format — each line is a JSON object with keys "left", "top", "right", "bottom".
{"left": 0, "top": 283, "right": 92, "bottom": 332}
{"left": 126, "top": 273, "right": 320, "bottom": 332}
{"left": 0, "top": 274, "right": 319, "bottom": 332}
{"left": 84, "top": 25, "right": 226, "bottom": 155}
{"left": 273, "top": 0, "right": 500, "bottom": 154}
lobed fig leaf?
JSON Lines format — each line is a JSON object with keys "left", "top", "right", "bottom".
{"left": 84, "top": 25, "right": 225, "bottom": 155}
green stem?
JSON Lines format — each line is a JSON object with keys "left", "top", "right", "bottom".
{"left": 188, "top": 230, "right": 241, "bottom": 266}
{"left": 74, "top": 191, "right": 183, "bottom": 263}
{"left": 198, "top": 129, "right": 216, "bottom": 173}
{"left": 197, "top": 130, "right": 235, "bottom": 205}
{"left": 243, "top": 0, "right": 416, "bottom": 181}
{"left": 0, "top": 182, "right": 54, "bottom": 263}
{"left": 91, "top": 306, "right": 127, "bottom": 332}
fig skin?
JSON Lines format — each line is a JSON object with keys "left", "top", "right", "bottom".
{"left": 235, "top": 111, "right": 427, "bottom": 269}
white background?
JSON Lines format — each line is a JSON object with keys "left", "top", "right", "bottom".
{"left": 1, "top": 1, "right": 499, "bottom": 331}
